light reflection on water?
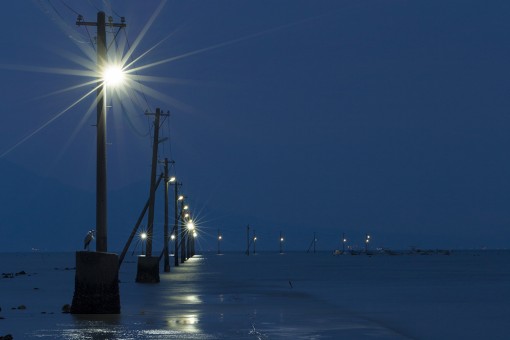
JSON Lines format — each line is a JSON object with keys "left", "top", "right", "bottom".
{"left": 166, "top": 314, "right": 199, "bottom": 333}
{"left": 12, "top": 252, "right": 417, "bottom": 339}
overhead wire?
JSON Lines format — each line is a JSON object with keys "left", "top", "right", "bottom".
{"left": 86, "top": 0, "right": 101, "bottom": 12}
{"left": 77, "top": 1, "right": 189, "bottom": 233}
{"left": 59, "top": 0, "right": 80, "bottom": 15}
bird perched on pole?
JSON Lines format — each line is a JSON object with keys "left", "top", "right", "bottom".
{"left": 84, "top": 230, "right": 95, "bottom": 251}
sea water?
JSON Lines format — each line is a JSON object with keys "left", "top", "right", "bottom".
{"left": 0, "top": 250, "right": 509, "bottom": 339}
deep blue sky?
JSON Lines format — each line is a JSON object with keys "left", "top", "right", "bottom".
{"left": 1, "top": 0, "right": 510, "bottom": 252}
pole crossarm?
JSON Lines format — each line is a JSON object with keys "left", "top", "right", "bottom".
{"left": 76, "top": 14, "right": 126, "bottom": 28}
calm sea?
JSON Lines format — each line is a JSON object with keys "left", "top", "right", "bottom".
{"left": 1, "top": 250, "right": 509, "bottom": 339}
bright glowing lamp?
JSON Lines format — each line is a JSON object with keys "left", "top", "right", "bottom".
{"left": 169, "top": 176, "right": 176, "bottom": 183}
{"left": 280, "top": 237, "right": 284, "bottom": 242}
{"left": 193, "top": 232, "right": 197, "bottom": 238}
{"left": 171, "top": 234, "right": 175, "bottom": 240}
{"left": 141, "top": 232, "right": 147, "bottom": 240}
{"left": 186, "top": 221, "right": 195, "bottom": 230}
{"left": 103, "top": 64, "right": 125, "bottom": 86}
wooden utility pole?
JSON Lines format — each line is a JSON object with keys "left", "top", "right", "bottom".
{"left": 280, "top": 231, "right": 283, "bottom": 254}
{"left": 217, "top": 229, "right": 222, "bottom": 255}
{"left": 76, "top": 12, "right": 125, "bottom": 252}
{"left": 173, "top": 182, "right": 181, "bottom": 266}
{"left": 72, "top": 12, "right": 126, "bottom": 314}
{"left": 163, "top": 158, "right": 170, "bottom": 272}
{"left": 144, "top": 108, "right": 169, "bottom": 256}
{"left": 180, "top": 198, "right": 186, "bottom": 263}
{"left": 314, "top": 232, "right": 317, "bottom": 253}
{"left": 246, "top": 225, "right": 250, "bottom": 256}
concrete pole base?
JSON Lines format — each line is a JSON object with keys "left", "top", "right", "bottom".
{"left": 71, "top": 251, "right": 120, "bottom": 314}
{"left": 135, "top": 256, "right": 160, "bottom": 283}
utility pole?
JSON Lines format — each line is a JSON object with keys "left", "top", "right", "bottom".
{"left": 173, "top": 181, "right": 181, "bottom": 267}
{"left": 180, "top": 198, "right": 186, "bottom": 263}
{"left": 246, "top": 225, "right": 250, "bottom": 256}
{"left": 72, "top": 12, "right": 125, "bottom": 314}
{"left": 314, "top": 232, "right": 317, "bottom": 254}
{"left": 217, "top": 229, "right": 222, "bottom": 255}
{"left": 186, "top": 212, "right": 191, "bottom": 260}
{"left": 135, "top": 108, "right": 168, "bottom": 283}
{"left": 76, "top": 12, "right": 125, "bottom": 252}
{"left": 163, "top": 158, "right": 170, "bottom": 272}
{"left": 144, "top": 108, "right": 169, "bottom": 256}
{"left": 342, "top": 233, "right": 346, "bottom": 253}
{"left": 280, "top": 231, "right": 283, "bottom": 254}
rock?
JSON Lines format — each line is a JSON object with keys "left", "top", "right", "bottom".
{"left": 17, "top": 305, "right": 26, "bottom": 310}
{"left": 62, "top": 304, "right": 71, "bottom": 313}
{"left": 1, "top": 334, "right": 14, "bottom": 340}
{"left": 15, "top": 270, "right": 26, "bottom": 276}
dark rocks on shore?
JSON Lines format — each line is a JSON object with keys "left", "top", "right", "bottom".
{"left": 2, "top": 271, "right": 28, "bottom": 279}
{"left": 0, "top": 334, "right": 13, "bottom": 340}
{"left": 62, "top": 304, "right": 71, "bottom": 313}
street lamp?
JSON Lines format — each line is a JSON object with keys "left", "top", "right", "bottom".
{"left": 342, "top": 233, "right": 347, "bottom": 253}
{"left": 140, "top": 232, "right": 147, "bottom": 255}
{"left": 218, "top": 229, "right": 222, "bottom": 255}
{"left": 365, "top": 234, "right": 370, "bottom": 254}
{"left": 178, "top": 196, "right": 187, "bottom": 264}
{"left": 170, "top": 233, "right": 175, "bottom": 255}
{"left": 103, "top": 64, "right": 125, "bottom": 87}
{"left": 253, "top": 235, "right": 257, "bottom": 254}
{"left": 187, "top": 221, "right": 195, "bottom": 231}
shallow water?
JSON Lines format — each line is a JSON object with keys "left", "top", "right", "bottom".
{"left": 1, "top": 251, "right": 509, "bottom": 339}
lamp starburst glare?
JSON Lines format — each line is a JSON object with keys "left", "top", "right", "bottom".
{"left": 103, "top": 64, "right": 125, "bottom": 87}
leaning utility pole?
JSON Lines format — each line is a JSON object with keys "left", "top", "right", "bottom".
{"left": 72, "top": 12, "right": 125, "bottom": 314}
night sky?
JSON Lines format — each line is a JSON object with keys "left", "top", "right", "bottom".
{"left": 1, "top": 0, "right": 510, "bottom": 252}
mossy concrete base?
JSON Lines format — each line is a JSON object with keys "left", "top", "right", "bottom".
{"left": 71, "top": 251, "right": 120, "bottom": 314}
{"left": 135, "top": 255, "right": 160, "bottom": 283}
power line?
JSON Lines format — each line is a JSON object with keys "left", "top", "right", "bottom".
{"left": 123, "top": 29, "right": 152, "bottom": 112}
{"left": 59, "top": 0, "right": 80, "bottom": 16}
